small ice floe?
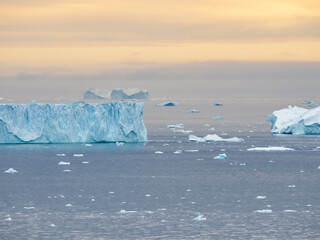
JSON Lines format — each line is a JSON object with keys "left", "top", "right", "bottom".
{"left": 214, "top": 153, "right": 227, "bottom": 160}
{"left": 5, "top": 217, "right": 12, "bottom": 221}
{"left": 4, "top": 168, "right": 18, "bottom": 174}
{"left": 73, "top": 154, "right": 84, "bottom": 157}
{"left": 174, "top": 150, "right": 182, "bottom": 154}
{"left": 145, "top": 211, "right": 153, "bottom": 214}
{"left": 174, "top": 129, "right": 193, "bottom": 134}
{"left": 204, "top": 124, "right": 210, "bottom": 127}
{"left": 288, "top": 185, "right": 296, "bottom": 188}
{"left": 157, "top": 102, "right": 180, "bottom": 106}
{"left": 168, "top": 123, "right": 184, "bottom": 129}
{"left": 214, "top": 103, "right": 223, "bottom": 106}
{"left": 109, "top": 191, "right": 114, "bottom": 194}
{"left": 189, "top": 134, "right": 244, "bottom": 143}
{"left": 56, "top": 153, "right": 66, "bottom": 157}
{"left": 247, "top": 146, "right": 294, "bottom": 152}
{"left": 24, "top": 207, "right": 35, "bottom": 210}
{"left": 63, "top": 169, "right": 72, "bottom": 172}
{"left": 91, "top": 199, "right": 95, "bottom": 202}
{"left": 50, "top": 224, "right": 56, "bottom": 227}
{"left": 188, "top": 109, "right": 200, "bottom": 113}
{"left": 239, "top": 163, "right": 246, "bottom": 166}
{"left": 212, "top": 115, "right": 223, "bottom": 120}
{"left": 254, "top": 209, "right": 272, "bottom": 214}
{"left": 162, "top": 143, "right": 169, "bottom": 146}
{"left": 65, "top": 204, "right": 72, "bottom": 207}
{"left": 317, "top": 166, "right": 320, "bottom": 170}
{"left": 82, "top": 161, "right": 89, "bottom": 164}
{"left": 155, "top": 151, "right": 163, "bottom": 154}
{"left": 119, "top": 210, "right": 137, "bottom": 214}
{"left": 58, "top": 161, "right": 70, "bottom": 165}
{"left": 256, "top": 196, "right": 267, "bottom": 199}
{"left": 145, "top": 194, "right": 151, "bottom": 197}
{"left": 116, "top": 142, "right": 124, "bottom": 146}
{"left": 185, "top": 149, "right": 199, "bottom": 153}
{"left": 193, "top": 215, "right": 207, "bottom": 221}
{"left": 84, "top": 144, "right": 92, "bottom": 147}
{"left": 283, "top": 210, "right": 297, "bottom": 213}
{"left": 209, "top": 127, "right": 215, "bottom": 131}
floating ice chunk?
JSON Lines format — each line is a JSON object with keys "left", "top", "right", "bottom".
{"left": 256, "top": 196, "right": 267, "bottom": 199}
{"left": 83, "top": 88, "right": 148, "bottom": 99}
{"left": 254, "top": 209, "right": 272, "bottom": 214}
{"left": 193, "top": 215, "right": 207, "bottom": 221}
{"left": 116, "top": 142, "right": 124, "bottom": 146}
{"left": 4, "top": 168, "right": 18, "bottom": 174}
{"left": 188, "top": 135, "right": 206, "bottom": 142}
{"left": 247, "top": 146, "right": 295, "bottom": 152}
{"left": 188, "top": 109, "right": 199, "bottom": 113}
{"left": 303, "top": 99, "right": 319, "bottom": 108}
{"left": 156, "top": 102, "right": 180, "bottom": 106}
{"left": 58, "top": 161, "right": 70, "bottom": 165}
{"left": 174, "top": 129, "right": 193, "bottom": 134}
{"left": 84, "top": 144, "right": 92, "bottom": 147}
{"left": 0, "top": 101, "right": 147, "bottom": 143}
{"left": 208, "top": 127, "right": 215, "bottom": 131}
{"left": 82, "top": 161, "right": 89, "bottom": 164}
{"left": 63, "top": 169, "right": 72, "bottom": 172}
{"left": 168, "top": 123, "right": 184, "bottom": 129}
{"left": 56, "top": 153, "right": 66, "bottom": 157}
{"left": 212, "top": 115, "right": 223, "bottom": 120}
{"left": 185, "top": 149, "right": 199, "bottom": 153}
{"left": 205, "top": 134, "right": 244, "bottom": 142}
{"left": 5, "top": 217, "right": 12, "bottom": 221}
{"left": 73, "top": 154, "right": 84, "bottom": 157}
{"left": 283, "top": 210, "right": 297, "bottom": 213}
{"left": 214, "top": 153, "right": 227, "bottom": 160}
{"left": 145, "top": 211, "right": 153, "bottom": 214}
{"left": 24, "top": 207, "right": 35, "bottom": 210}
{"left": 119, "top": 210, "right": 137, "bottom": 214}
{"left": 91, "top": 199, "right": 95, "bottom": 202}
{"left": 174, "top": 150, "right": 182, "bottom": 154}
{"left": 288, "top": 185, "right": 296, "bottom": 188}
{"left": 50, "top": 224, "right": 56, "bottom": 227}
{"left": 155, "top": 151, "right": 163, "bottom": 154}
{"left": 268, "top": 105, "right": 320, "bottom": 135}
{"left": 65, "top": 204, "right": 72, "bottom": 207}
{"left": 145, "top": 194, "right": 151, "bottom": 197}
{"left": 214, "top": 103, "right": 223, "bottom": 106}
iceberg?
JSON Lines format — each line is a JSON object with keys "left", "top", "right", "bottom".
{"left": 4, "top": 168, "right": 18, "bottom": 174}
{"left": 156, "top": 102, "right": 180, "bottom": 106}
{"left": 189, "top": 134, "right": 244, "bottom": 143}
{"left": 83, "top": 88, "right": 148, "bottom": 99}
{"left": 268, "top": 105, "right": 320, "bottom": 135}
{"left": 0, "top": 101, "right": 147, "bottom": 143}
{"left": 303, "top": 99, "right": 319, "bottom": 108}
{"left": 247, "top": 146, "right": 295, "bottom": 151}
{"left": 214, "top": 153, "right": 227, "bottom": 160}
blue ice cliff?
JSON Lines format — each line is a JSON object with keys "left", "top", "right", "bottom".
{"left": 268, "top": 105, "right": 320, "bottom": 135}
{"left": 0, "top": 101, "right": 147, "bottom": 143}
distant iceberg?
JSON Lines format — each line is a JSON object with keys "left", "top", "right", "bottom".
{"left": 4, "top": 168, "right": 18, "bottom": 174}
{"left": 83, "top": 88, "right": 148, "bottom": 100}
{"left": 247, "top": 146, "right": 294, "bottom": 151}
{"left": 303, "top": 99, "right": 319, "bottom": 108}
{"left": 268, "top": 105, "right": 320, "bottom": 135}
{"left": 214, "top": 153, "right": 227, "bottom": 160}
{"left": 156, "top": 102, "right": 180, "bottom": 106}
{"left": 189, "top": 134, "right": 244, "bottom": 143}
{"left": 0, "top": 101, "right": 147, "bottom": 143}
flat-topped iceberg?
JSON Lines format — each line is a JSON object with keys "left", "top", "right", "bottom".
{"left": 189, "top": 134, "right": 244, "bottom": 143}
{"left": 0, "top": 101, "right": 147, "bottom": 143}
{"left": 268, "top": 106, "right": 320, "bottom": 135}
{"left": 84, "top": 88, "right": 148, "bottom": 99}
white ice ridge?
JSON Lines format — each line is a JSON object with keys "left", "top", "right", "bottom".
{"left": 189, "top": 134, "right": 244, "bottom": 143}
{"left": 0, "top": 101, "right": 147, "bottom": 143}
{"left": 267, "top": 105, "right": 320, "bottom": 135}
{"left": 247, "top": 146, "right": 295, "bottom": 152}
{"left": 83, "top": 88, "right": 148, "bottom": 99}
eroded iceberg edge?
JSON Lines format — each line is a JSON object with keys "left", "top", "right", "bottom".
{"left": 267, "top": 105, "right": 320, "bottom": 135}
{"left": 0, "top": 101, "right": 147, "bottom": 143}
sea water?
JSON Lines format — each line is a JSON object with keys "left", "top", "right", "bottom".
{"left": 0, "top": 98, "right": 320, "bottom": 239}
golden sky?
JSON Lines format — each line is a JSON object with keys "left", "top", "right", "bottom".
{"left": 1, "top": 0, "right": 320, "bottom": 75}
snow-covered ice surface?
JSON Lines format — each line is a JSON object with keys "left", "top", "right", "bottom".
{"left": 268, "top": 105, "right": 320, "bottom": 135}
{"left": 0, "top": 101, "right": 147, "bottom": 143}
{"left": 1, "top": 98, "right": 320, "bottom": 240}
{"left": 247, "top": 146, "right": 295, "bottom": 151}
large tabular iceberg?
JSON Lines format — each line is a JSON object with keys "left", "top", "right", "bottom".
{"left": 84, "top": 88, "right": 148, "bottom": 100}
{"left": 268, "top": 105, "right": 320, "bottom": 135}
{"left": 0, "top": 101, "right": 147, "bottom": 143}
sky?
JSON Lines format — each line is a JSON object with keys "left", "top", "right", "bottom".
{"left": 0, "top": 0, "right": 319, "bottom": 100}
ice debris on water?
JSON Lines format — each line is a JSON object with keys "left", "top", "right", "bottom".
{"left": 247, "top": 146, "right": 294, "bottom": 152}
{"left": 193, "top": 215, "right": 207, "bottom": 221}
{"left": 283, "top": 210, "right": 297, "bottom": 213}
{"left": 82, "top": 161, "right": 89, "bottom": 164}
{"left": 256, "top": 196, "right": 267, "bottom": 199}
{"left": 65, "top": 204, "right": 72, "bottom": 207}
{"left": 209, "top": 127, "right": 215, "bottom": 131}
{"left": 84, "top": 144, "right": 92, "bottom": 147}
{"left": 155, "top": 151, "right": 163, "bottom": 154}
{"left": 188, "top": 109, "right": 199, "bottom": 113}
{"left": 168, "top": 124, "right": 184, "bottom": 129}
{"left": 73, "top": 154, "right": 84, "bottom": 157}
{"left": 174, "top": 150, "right": 182, "bottom": 154}
{"left": 214, "top": 103, "right": 223, "bottom": 106}
{"left": 5, "top": 217, "right": 12, "bottom": 221}
{"left": 24, "top": 207, "right": 35, "bottom": 210}
{"left": 4, "top": 168, "right": 18, "bottom": 174}
{"left": 212, "top": 115, "right": 223, "bottom": 120}
{"left": 56, "top": 153, "right": 66, "bottom": 157}
{"left": 185, "top": 149, "right": 199, "bottom": 153}
{"left": 116, "top": 142, "right": 124, "bottom": 146}
{"left": 288, "top": 185, "right": 296, "bottom": 188}
{"left": 63, "top": 169, "right": 72, "bottom": 172}
{"left": 268, "top": 105, "right": 320, "bottom": 135}
{"left": 0, "top": 101, "right": 147, "bottom": 143}
{"left": 214, "top": 153, "right": 227, "bottom": 160}
{"left": 254, "top": 209, "right": 272, "bottom": 214}
{"left": 58, "top": 161, "right": 70, "bottom": 165}
{"left": 189, "top": 134, "right": 244, "bottom": 143}
{"left": 156, "top": 102, "right": 180, "bottom": 107}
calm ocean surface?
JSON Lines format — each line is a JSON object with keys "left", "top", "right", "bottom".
{"left": 1, "top": 98, "right": 320, "bottom": 239}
